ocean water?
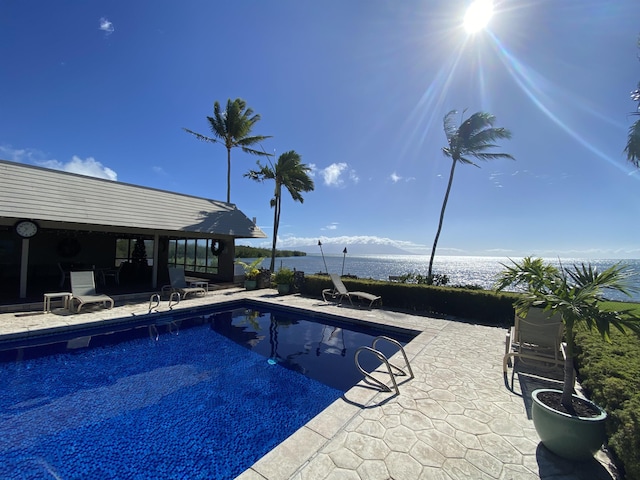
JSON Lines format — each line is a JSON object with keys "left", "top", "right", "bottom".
{"left": 255, "top": 255, "right": 640, "bottom": 303}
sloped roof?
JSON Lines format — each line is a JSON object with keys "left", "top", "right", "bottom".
{"left": 0, "top": 160, "right": 266, "bottom": 239}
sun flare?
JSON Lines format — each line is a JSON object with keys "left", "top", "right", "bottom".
{"left": 463, "top": 0, "right": 494, "bottom": 33}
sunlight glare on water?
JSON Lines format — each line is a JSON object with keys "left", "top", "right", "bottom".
{"left": 265, "top": 254, "right": 640, "bottom": 303}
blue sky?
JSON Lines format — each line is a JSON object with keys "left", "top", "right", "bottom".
{"left": 1, "top": 1, "right": 639, "bottom": 258}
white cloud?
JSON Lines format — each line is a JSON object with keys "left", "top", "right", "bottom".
{"left": 153, "top": 166, "right": 168, "bottom": 176}
{"left": 320, "top": 163, "right": 359, "bottom": 187}
{"left": 489, "top": 171, "right": 503, "bottom": 188}
{"left": 99, "top": 17, "right": 114, "bottom": 36}
{"left": 390, "top": 172, "right": 415, "bottom": 184}
{"left": 274, "top": 234, "right": 426, "bottom": 251}
{"left": 322, "top": 163, "right": 346, "bottom": 186}
{"left": 322, "top": 223, "right": 339, "bottom": 231}
{"left": 307, "top": 163, "right": 317, "bottom": 177}
{"left": 0, "top": 145, "right": 42, "bottom": 163}
{"left": 1, "top": 145, "right": 118, "bottom": 180}
{"left": 40, "top": 156, "right": 118, "bottom": 180}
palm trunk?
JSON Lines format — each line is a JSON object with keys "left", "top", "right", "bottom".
{"left": 428, "top": 159, "right": 457, "bottom": 279}
{"left": 270, "top": 184, "right": 281, "bottom": 272}
{"left": 561, "top": 325, "right": 575, "bottom": 410}
{"left": 226, "top": 148, "right": 232, "bottom": 203}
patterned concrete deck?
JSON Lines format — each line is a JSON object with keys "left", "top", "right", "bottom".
{"left": 0, "top": 289, "right": 618, "bottom": 479}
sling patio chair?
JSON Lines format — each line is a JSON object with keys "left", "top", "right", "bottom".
{"left": 167, "top": 267, "right": 207, "bottom": 300}
{"left": 322, "top": 273, "right": 381, "bottom": 308}
{"left": 70, "top": 271, "right": 114, "bottom": 313}
{"left": 503, "top": 307, "right": 565, "bottom": 375}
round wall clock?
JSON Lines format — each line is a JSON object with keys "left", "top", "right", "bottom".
{"left": 15, "top": 220, "right": 39, "bottom": 238}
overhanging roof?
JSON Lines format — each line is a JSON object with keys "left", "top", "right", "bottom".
{"left": 0, "top": 160, "right": 267, "bottom": 239}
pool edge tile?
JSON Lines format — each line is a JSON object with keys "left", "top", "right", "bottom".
{"left": 249, "top": 426, "right": 326, "bottom": 480}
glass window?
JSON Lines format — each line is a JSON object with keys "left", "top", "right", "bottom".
{"left": 167, "top": 238, "right": 219, "bottom": 274}
{"left": 115, "top": 238, "right": 155, "bottom": 267}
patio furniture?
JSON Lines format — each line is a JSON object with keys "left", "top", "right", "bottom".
{"left": 100, "top": 262, "right": 124, "bottom": 285}
{"left": 167, "top": 267, "right": 206, "bottom": 299}
{"left": 189, "top": 280, "right": 209, "bottom": 292}
{"left": 58, "top": 262, "right": 70, "bottom": 288}
{"left": 43, "top": 292, "right": 72, "bottom": 312}
{"left": 322, "top": 273, "right": 381, "bottom": 308}
{"left": 503, "top": 308, "right": 565, "bottom": 374}
{"left": 70, "top": 271, "right": 114, "bottom": 313}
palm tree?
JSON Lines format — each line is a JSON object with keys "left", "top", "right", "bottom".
{"left": 245, "top": 151, "right": 314, "bottom": 272}
{"left": 495, "top": 257, "right": 640, "bottom": 410}
{"left": 184, "top": 98, "right": 272, "bottom": 203}
{"left": 625, "top": 82, "right": 640, "bottom": 167}
{"left": 624, "top": 37, "right": 640, "bottom": 168}
{"left": 427, "top": 110, "right": 514, "bottom": 280}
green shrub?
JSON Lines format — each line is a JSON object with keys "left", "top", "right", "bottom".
{"left": 301, "top": 274, "right": 515, "bottom": 326}
{"left": 575, "top": 327, "right": 640, "bottom": 479}
{"left": 274, "top": 267, "right": 294, "bottom": 285}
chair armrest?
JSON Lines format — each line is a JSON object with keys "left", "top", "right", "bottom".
{"left": 505, "top": 327, "right": 514, "bottom": 356}
{"left": 560, "top": 342, "right": 568, "bottom": 360}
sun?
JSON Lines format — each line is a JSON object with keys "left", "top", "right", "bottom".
{"left": 463, "top": 0, "right": 494, "bottom": 33}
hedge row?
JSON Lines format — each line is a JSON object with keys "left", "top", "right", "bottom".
{"left": 301, "top": 274, "right": 516, "bottom": 327}
{"left": 575, "top": 328, "right": 640, "bottom": 480}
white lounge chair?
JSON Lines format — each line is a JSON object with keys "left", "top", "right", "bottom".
{"left": 323, "top": 273, "right": 381, "bottom": 308}
{"left": 70, "top": 271, "right": 114, "bottom": 313}
{"left": 168, "top": 267, "right": 206, "bottom": 299}
{"left": 503, "top": 308, "right": 565, "bottom": 374}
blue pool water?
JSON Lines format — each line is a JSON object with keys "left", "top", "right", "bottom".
{"left": 0, "top": 303, "right": 413, "bottom": 479}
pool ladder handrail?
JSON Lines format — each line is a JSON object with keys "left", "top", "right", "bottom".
{"left": 148, "top": 293, "right": 161, "bottom": 313}
{"left": 168, "top": 291, "right": 181, "bottom": 309}
{"left": 354, "top": 335, "right": 414, "bottom": 395}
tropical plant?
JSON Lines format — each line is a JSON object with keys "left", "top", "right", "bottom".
{"left": 245, "top": 150, "right": 315, "bottom": 272}
{"left": 235, "top": 257, "right": 264, "bottom": 280}
{"left": 427, "top": 110, "right": 514, "bottom": 280}
{"left": 274, "top": 267, "right": 294, "bottom": 286}
{"left": 184, "top": 98, "right": 272, "bottom": 203}
{"left": 625, "top": 37, "right": 640, "bottom": 167}
{"left": 494, "top": 256, "right": 640, "bottom": 411}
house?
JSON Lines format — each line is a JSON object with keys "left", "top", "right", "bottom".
{"left": 0, "top": 160, "right": 266, "bottom": 300}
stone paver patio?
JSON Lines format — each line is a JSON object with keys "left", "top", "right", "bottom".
{"left": 0, "top": 289, "right": 618, "bottom": 479}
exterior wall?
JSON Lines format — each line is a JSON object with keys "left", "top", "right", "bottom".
{"left": 0, "top": 226, "right": 238, "bottom": 301}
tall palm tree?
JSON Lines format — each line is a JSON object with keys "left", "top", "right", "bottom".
{"left": 184, "top": 98, "right": 272, "bottom": 203}
{"left": 624, "top": 37, "right": 640, "bottom": 168}
{"left": 245, "top": 150, "right": 314, "bottom": 271}
{"left": 625, "top": 82, "right": 640, "bottom": 168}
{"left": 427, "top": 110, "right": 514, "bottom": 280}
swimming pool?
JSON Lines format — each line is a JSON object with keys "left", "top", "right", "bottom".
{"left": 0, "top": 302, "right": 415, "bottom": 479}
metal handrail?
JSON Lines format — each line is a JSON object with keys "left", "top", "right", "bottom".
{"left": 355, "top": 346, "right": 400, "bottom": 395}
{"left": 168, "top": 291, "right": 180, "bottom": 310}
{"left": 148, "top": 293, "right": 161, "bottom": 313}
{"left": 371, "top": 336, "right": 414, "bottom": 380}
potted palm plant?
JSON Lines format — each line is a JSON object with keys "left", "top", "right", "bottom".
{"left": 235, "top": 258, "right": 264, "bottom": 290}
{"left": 273, "top": 267, "right": 294, "bottom": 295}
{"left": 495, "top": 257, "right": 640, "bottom": 460}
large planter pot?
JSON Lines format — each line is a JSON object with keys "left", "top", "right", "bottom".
{"left": 276, "top": 284, "right": 290, "bottom": 295}
{"left": 531, "top": 388, "right": 607, "bottom": 460}
{"left": 244, "top": 279, "right": 257, "bottom": 290}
